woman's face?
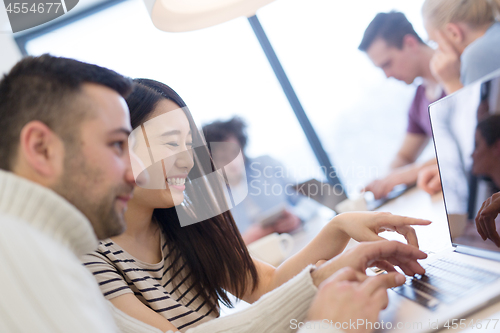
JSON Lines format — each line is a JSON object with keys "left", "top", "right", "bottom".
{"left": 472, "top": 130, "right": 494, "bottom": 177}
{"left": 131, "top": 99, "right": 194, "bottom": 209}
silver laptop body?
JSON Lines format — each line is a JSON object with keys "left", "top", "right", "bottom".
{"left": 378, "top": 69, "right": 500, "bottom": 333}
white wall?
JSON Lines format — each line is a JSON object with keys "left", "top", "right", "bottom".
{"left": 0, "top": 7, "right": 22, "bottom": 74}
{"left": 0, "top": 35, "right": 22, "bottom": 74}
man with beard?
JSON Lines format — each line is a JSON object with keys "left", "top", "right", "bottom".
{"left": 0, "top": 55, "right": 428, "bottom": 333}
{"left": 0, "top": 54, "right": 147, "bottom": 332}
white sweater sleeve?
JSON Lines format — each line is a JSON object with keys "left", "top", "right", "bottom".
{"left": 109, "top": 267, "right": 347, "bottom": 333}
{"left": 0, "top": 219, "right": 118, "bottom": 333}
{"left": 109, "top": 265, "right": 318, "bottom": 333}
{"left": 185, "top": 265, "right": 318, "bottom": 333}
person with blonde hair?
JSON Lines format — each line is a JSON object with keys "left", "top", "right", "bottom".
{"left": 422, "top": 0, "right": 500, "bottom": 93}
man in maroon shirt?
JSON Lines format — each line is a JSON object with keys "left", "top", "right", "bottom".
{"left": 359, "top": 11, "right": 445, "bottom": 199}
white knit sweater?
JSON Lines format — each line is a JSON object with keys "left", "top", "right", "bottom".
{"left": 0, "top": 170, "right": 119, "bottom": 332}
{"left": 0, "top": 170, "right": 342, "bottom": 333}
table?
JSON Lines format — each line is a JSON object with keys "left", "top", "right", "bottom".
{"left": 222, "top": 188, "right": 500, "bottom": 332}
{"left": 373, "top": 187, "right": 450, "bottom": 253}
{"left": 377, "top": 188, "right": 500, "bottom": 333}
{"left": 289, "top": 187, "right": 450, "bottom": 257}
{"left": 368, "top": 188, "right": 500, "bottom": 333}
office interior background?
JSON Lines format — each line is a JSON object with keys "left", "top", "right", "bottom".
{"left": 0, "top": 0, "right": 434, "bottom": 196}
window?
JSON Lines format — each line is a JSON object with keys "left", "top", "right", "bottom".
{"left": 22, "top": 0, "right": 430, "bottom": 194}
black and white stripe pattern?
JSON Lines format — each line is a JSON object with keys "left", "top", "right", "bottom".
{"left": 81, "top": 234, "right": 218, "bottom": 332}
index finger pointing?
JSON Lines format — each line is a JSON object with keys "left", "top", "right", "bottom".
{"left": 385, "top": 215, "right": 432, "bottom": 227}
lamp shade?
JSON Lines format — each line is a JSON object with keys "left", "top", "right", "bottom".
{"left": 143, "top": 0, "right": 276, "bottom": 32}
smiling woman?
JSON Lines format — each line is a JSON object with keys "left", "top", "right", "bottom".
{"left": 81, "top": 79, "right": 259, "bottom": 332}
{"left": 79, "top": 78, "right": 433, "bottom": 333}
{"left": 131, "top": 103, "right": 195, "bottom": 206}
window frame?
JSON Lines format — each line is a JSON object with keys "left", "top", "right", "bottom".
{"left": 13, "top": 0, "right": 343, "bottom": 189}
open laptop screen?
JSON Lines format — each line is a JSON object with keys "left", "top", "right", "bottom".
{"left": 429, "top": 69, "right": 500, "bottom": 254}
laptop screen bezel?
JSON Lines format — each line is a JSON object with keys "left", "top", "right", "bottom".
{"left": 428, "top": 69, "right": 500, "bottom": 261}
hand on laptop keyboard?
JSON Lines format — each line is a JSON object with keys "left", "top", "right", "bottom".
{"left": 307, "top": 267, "right": 406, "bottom": 333}
{"left": 312, "top": 240, "right": 428, "bottom": 288}
{"left": 393, "top": 258, "right": 500, "bottom": 310}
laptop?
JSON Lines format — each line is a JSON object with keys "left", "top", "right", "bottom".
{"left": 293, "top": 179, "right": 410, "bottom": 213}
{"left": 378, "top": 68, "right": 500, "bottom": 332}
{"left": 293, "top": 179, "right": 348, "bottom": 211}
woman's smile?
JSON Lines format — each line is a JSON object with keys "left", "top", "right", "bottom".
{"left": 166, "top": 175, "right": 188, "bottom": 191}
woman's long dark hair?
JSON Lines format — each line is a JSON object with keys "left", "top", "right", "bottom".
{"left": 126, "top": 79, "right": 258, "bottom": 311}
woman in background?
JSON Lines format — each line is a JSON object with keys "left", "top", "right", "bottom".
{"left": 82, "top": 79, "right": 430, "bottom": 332}
{"left": 422, "top": 0, "right": 500, "bottom": 94}
{"left": 417, "top": 0, "right": 500, "bottom": 193}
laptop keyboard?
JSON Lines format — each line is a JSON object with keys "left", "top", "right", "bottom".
{"left": 392, "top": 258, "right": 500, "bottom": 310}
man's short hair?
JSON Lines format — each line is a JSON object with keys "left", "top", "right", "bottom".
{"left": 0, "top": 54, "right": 133, "bottom": 171}
{"left": 358, "top": 11, "right": 424, "bottom": 51}
{"left": 202, "top": 116, "right": 248, "bottom": 152}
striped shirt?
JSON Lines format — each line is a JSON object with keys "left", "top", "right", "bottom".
{"left": 81, "top": 233, "right": 219, "bottom": 332}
